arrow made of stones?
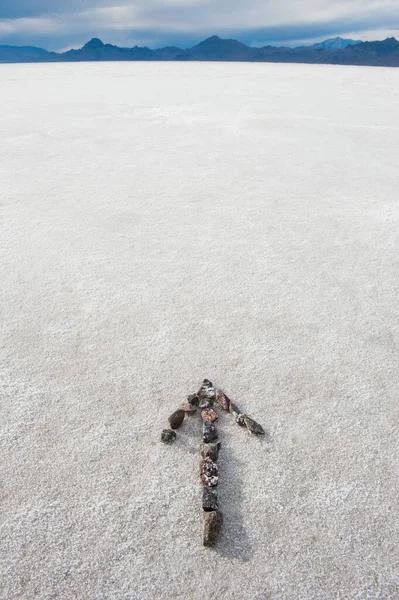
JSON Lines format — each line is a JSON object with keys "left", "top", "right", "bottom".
{"left": 161, "top": 379, "right": 264, "bottom": 546}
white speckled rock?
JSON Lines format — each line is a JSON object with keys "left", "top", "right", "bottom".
{"left": 200, "top": 457, "right": 218, "bottom": 487}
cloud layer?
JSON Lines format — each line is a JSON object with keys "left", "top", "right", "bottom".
{"left": 1, "top": 0, "right": 399, "bottom": 50}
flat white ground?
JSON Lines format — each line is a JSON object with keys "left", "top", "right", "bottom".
{"left": 1, "top": 61, "right": 399, "bottom": 600}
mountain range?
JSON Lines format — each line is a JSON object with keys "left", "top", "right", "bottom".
{"left": 1, "top": 35, "right": 399, "bottom": 67}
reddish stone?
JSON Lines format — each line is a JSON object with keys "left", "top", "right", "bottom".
{"left": 201, "top": 408, "right": 218, "bottom": 422}
{"left": 216, "top": 389, "right": 230, "bottom": 411}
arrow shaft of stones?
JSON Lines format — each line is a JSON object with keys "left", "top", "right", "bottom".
{"left": 199, "top": 380, "right": 223, "bottom": 546}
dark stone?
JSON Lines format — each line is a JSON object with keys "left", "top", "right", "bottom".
{"left": 244, "top": 415, "right": 265, "bottom": 435}
{"left": 216, "top": 389, "right": 230, "bottom": 411}
{"left": 201, "top": 441, "right": 221, "bottom": 461}
{"left": 168, "top": 409, "right": 185, "bottom": 429}
{"left": 161, "top": 429, "right": 177, "bottom": 444}
{"left": 203, "top": 421, "right": 218, "bottom": 443}
{"left": 200, "top": 457, "right": 218, "bottom": 487}
{"left": 203, "top": 511, "right": 223, "bottom": 547}
{"left": 187, "top": 393, "right": 199, "bottom": 406}
{"left": 202, "top": 487, "right": 218, "bottom": 511}
{"left": 201, "top": 408, "right": 218, "bottom": 422}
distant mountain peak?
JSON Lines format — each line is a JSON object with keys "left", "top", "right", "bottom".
{"left": 83, "top": 38, "right": 105, "bottom": 49}
{"left": 309, "top": 37, "right": 362, "bottom": 50}
{"left": 383, "top": 37, "right": 399, "bottom": 45}
{"left": 197, "top": 36, "right": 223, "bottom": 46}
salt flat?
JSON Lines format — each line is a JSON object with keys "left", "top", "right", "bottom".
{"left": 1, "top": 61, "right": 399, "bottom": 600}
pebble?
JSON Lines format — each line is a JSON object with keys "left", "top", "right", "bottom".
{"left": 187, "top": 393, "right": 199, "bottom": 407}
{"left": 203, "top": 421, "right": 218, "bottom": 443}
{"left": 200, "top": 457, "right": 219, "bottom": 487}
{"left": 198, "top": 379, "right": 216, "bottom": 406}
{"left": 200, "top": 441, "right": 221, "bottom": 461}
{"left": 202, "top": 487, "right": 219, "bottom": 511}
{"left": 203, "top": 511, "right": 223, "bottom": 547}
{"left": 244, "top": 415, "right": 265, "bottom": 435}
{"left": 201, "top": 408, "right": 218, "bottom": 422}
{"left": 168, "top": 409, "right": 185, "bottom": 429}
{"left": 181, "top": 401, "right": 197, "bottom": 415}
{"left": 216, "top": 389, "right": 230, "bottom": 411}
{"left": 161, "top": 429, "right": 177, "bottom": 444}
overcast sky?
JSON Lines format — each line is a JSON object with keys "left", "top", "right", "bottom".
{"left": 1, "top": 0, "right": 399, "bottom": 51}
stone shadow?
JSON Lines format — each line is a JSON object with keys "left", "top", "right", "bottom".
{"left": 215, "top": 420, "right": 271, "bottom": 560}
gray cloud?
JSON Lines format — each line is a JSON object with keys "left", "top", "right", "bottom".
{"left": 1, "top": 0, "right": 399, "bottom": 50}
{"left": 0, "top": 1, "right": 114, "bottom": 19}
